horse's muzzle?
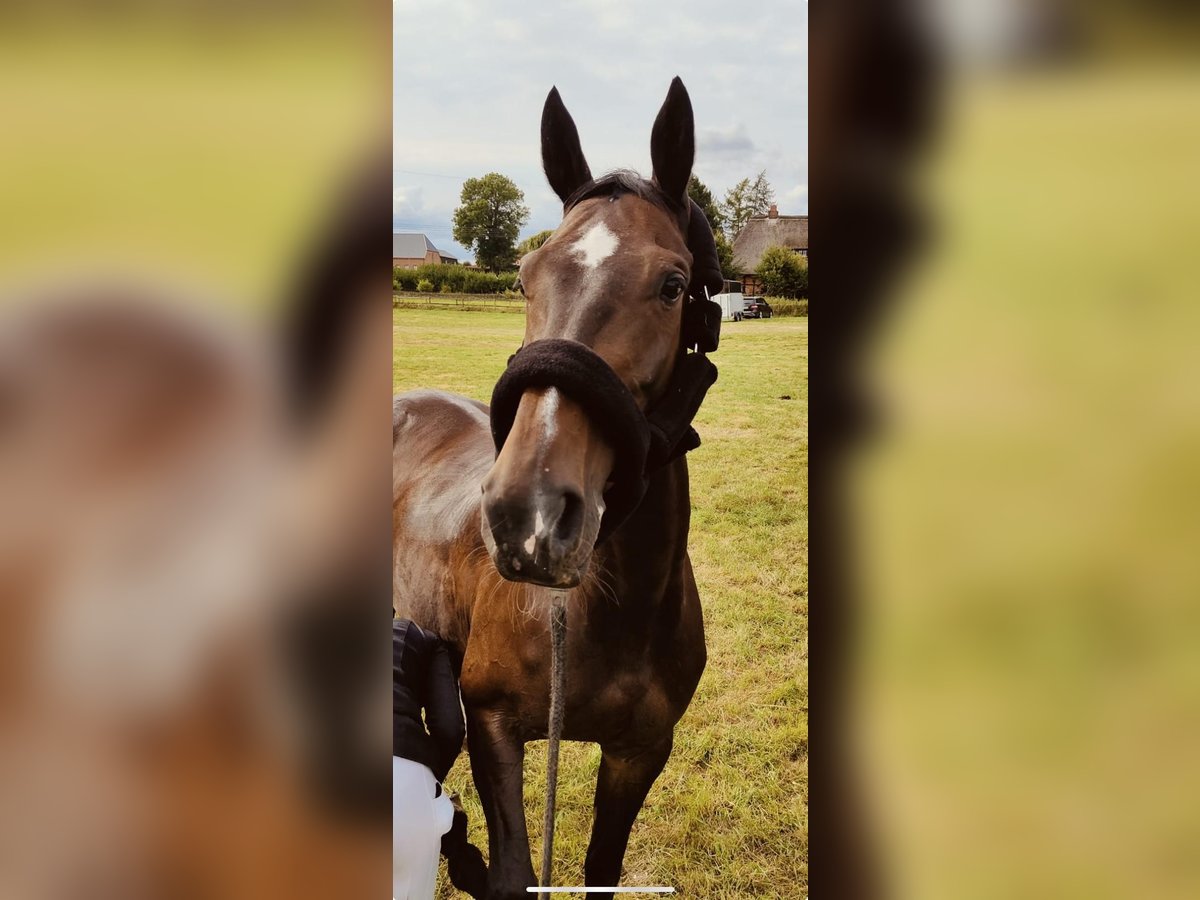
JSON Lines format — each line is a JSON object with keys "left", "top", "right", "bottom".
{"left": 481, "top": 479, "right": 589, "bottom": 587}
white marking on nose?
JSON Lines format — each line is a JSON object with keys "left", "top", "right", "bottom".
{"left": 531, "top": 389, "right": 560, "bottom": 557}
{"left": 570, "top": 221, "right": 619, "bottom": 270}
{"left": 541, "top": 388, "right": 559, "bottom": 441}
{"left": 535, "top": 387, "right": 561, "bottom": 471}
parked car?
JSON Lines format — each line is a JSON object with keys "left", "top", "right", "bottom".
{"left": 742, "top": 296, "right": 772, "bottom": 319}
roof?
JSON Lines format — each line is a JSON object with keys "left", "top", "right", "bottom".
{"left": 731, "top": 215, "right": 808, "bottom": 273}
{"left": 392, "top": 233, "right": 456, "bottom": 261}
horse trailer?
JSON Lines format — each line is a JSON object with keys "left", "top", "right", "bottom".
{"left": 711, "top": 279, "right": 744, "bottom": 322}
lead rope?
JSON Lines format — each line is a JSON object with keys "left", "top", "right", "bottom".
{"left": 540, "top": 588, "right": 569, "bottom": 888}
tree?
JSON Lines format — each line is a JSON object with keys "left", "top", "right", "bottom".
{"left": 452, "top": 173, "right": 530, "bottom": 272}
{"left": 720, "top": 170, "right": 776, "bottom": 239}
{"left": 756, "top": 245, "right": 808, "bottom": 298}
{"left": 687, "top": 175, "right": 726, "bottom": 236}
{"left": 714, "top": 231, "right": 739, "bottom": 281}
{"left": 516, "top": 229, "right": 554, "bottom": 257}
{"left": 747, "top": 171, "right": 776, "bottom": 216}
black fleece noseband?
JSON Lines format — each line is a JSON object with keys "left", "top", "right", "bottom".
{"left": 490, "top": 339, "right": 717, "bottom": 544}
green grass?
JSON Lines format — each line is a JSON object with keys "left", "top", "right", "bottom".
{"left": 394, "top": 309, "right": 807, "bottom": 898}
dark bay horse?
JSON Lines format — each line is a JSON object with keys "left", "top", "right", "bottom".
{"left": 393, "top": 78, "right": 722, "bottom": 899}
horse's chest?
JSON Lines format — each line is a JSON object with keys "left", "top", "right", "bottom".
{"left": 565, "top": 665, "right": 672, "bottom": 745}
{"left": 460, "top": 581, "right": 705, "bottom": 745}
{"left": 580, "top": 662, "right": 660, "bottom": 715}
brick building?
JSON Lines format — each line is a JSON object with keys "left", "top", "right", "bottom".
{"left": 392, "top": 233, "right": 459, "bottom": 268}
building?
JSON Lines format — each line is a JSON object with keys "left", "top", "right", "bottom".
{"left": 392, "top": 233, "right": 459, "bottom": 268}
{"left": 731, "top": 205, "right": 808, "bottom": 295}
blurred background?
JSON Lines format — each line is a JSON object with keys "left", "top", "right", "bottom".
{"left": 0, "top": 2, "right": 382, "bottom": 305}
{"left": 838, "top": 2, "right": 1200, "bottom": 898}
{"left": 0, "top": 3, "right": 391, "bottom": 898}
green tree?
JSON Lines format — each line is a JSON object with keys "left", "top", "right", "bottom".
{"left": 714, "top": 231, "right": 739, "bottom": 281}
{"left": 747, "top": 171, "right": 775, "bottom": 216}
{"left": 516, "top": 229, "right": 554, "bottom": 257}
{"left": 756, "top": 245, "right": 808, "bottom": 298}
{"left": 721, "top": 170, "right": 776, "bottom": 238}
{"left": 452, "top": 173, "right": 530, "bottom": 272}
{"left": 687, "top": 175, "right": 726, "bottom": 236}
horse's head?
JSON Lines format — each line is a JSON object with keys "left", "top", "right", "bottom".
{"left": 481, "top": 78, "right": 718, "bottom": 587}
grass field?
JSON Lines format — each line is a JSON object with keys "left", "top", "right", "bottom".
{"left": 394, "top": 309, "right": 808, "bottom": 898}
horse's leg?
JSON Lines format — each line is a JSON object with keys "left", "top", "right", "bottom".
{"left": 583, "top": 734, "right": 674, "bottom": 896}
{"left": 466, "top": 706, "right": 536, "bottom": 900}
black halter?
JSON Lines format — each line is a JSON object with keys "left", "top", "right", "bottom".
{"left": 490, "top": 175, "right": 725, "bottom": 543}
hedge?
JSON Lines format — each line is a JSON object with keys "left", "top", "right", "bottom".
{"left": 393, "top": 264, "right": 519, "bottom": 294}
{"left": 765, "top": 296, "right": 808, "bottom": 317}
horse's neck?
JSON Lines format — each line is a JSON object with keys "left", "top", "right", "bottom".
{"left": 584, "top": 460, "right": 690, "bottom": 623}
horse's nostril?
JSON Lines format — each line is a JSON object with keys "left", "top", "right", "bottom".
{"left": 554, "top": 490, "right": 584, "bottom": 547}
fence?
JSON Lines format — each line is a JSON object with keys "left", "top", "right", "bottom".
{"left": 393, "top": 292, "right": 526, "bottom": 313}
{"left": 394, "top": 292, "right": 805, "bottom": 317}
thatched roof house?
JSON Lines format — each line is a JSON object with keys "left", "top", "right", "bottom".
{"left": 731, "top": 205, "right": 808, "bottom": 294}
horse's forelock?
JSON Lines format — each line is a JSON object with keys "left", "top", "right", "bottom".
{"left": 562, "top": 170, "right": 684, "bottom": 220}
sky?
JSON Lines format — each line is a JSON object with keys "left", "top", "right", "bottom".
{"left": 393, "top": 0, "right": 807, "bottom": 263}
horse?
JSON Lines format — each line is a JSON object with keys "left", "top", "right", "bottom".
{"left": 392, "top": 77, "right": 725, "bottom": 899}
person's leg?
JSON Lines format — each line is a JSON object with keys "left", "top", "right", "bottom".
{"left": 432, "top": 788, "right": 454, "bottom": 839}
{"left": 393, "top": 757, "right": 442, "bottom": 900}
{"left": 425, "top": 788, "right": 455, "bottom": 888}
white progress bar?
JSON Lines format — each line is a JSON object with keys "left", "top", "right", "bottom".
{"left": 527, "top": 889, "right": 675, "bottom": 894}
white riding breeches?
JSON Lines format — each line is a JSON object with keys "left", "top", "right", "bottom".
{"left": 393, "top": 756, "right": 454, "bottom": 900}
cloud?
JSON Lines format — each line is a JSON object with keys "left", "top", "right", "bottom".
{"left": 494, "top": 18, "right": 527, "bottom": 42}
{"left": 697, "top": 124, "right": 759, "bottom": 168}
{"left": 784, "top": 183, "right": 809, "bottom": 202}
{"left": 391, "top": 184, "right": 466, "bottom": 258}
{"left": 783, "top": 183, "right": 809, "bottom": 214}
{"left": 392, "top": 185, "right": 424, "bottom": 217}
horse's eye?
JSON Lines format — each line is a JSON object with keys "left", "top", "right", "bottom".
{"left": 660, "top": 276, "right": 686, "bottom": 305}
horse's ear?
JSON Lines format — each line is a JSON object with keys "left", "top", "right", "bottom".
{"left": 542, "top": 87, "right": 593, "bottom": 205}
{"left": 650, "top": 76, "right": 695, "bottom": 205}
